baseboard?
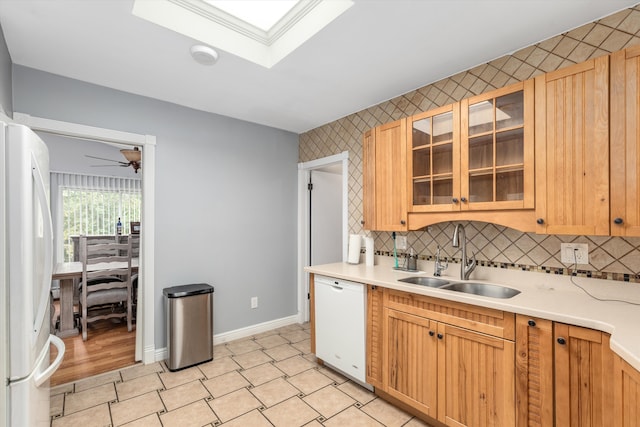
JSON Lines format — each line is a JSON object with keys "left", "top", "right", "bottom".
{"left": 154, "top": 314, "right": 300, "bottom": 363}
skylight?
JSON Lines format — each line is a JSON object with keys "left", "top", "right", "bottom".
{"left": 132, "top": 0, "right": 353, "bottom": 68}
{"left": 204, "top": 0, "right": 299, "bottom": 32}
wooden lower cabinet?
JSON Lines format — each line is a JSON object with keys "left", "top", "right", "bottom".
{"left": 366, "top": 285, "right": 385, "bottom": 389}
{"left": 614, "top": 354, "right": 640, "bottom": 427}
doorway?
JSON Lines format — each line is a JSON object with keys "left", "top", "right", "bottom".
{"left": 297, "top": 152, "right": 348, "bottom": 323}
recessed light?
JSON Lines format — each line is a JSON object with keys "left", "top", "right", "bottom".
{"left": 190, "top": 44, "right": 219, "bottom": 65}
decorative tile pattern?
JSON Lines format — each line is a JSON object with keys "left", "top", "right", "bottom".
{"left": 299, "top": 4, "right": 640, "bottom": 282}
{"left": 50, "top": 323, "right": 431, "bottom": 426}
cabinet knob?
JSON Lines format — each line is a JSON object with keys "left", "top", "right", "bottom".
{"left": 437, "top": 333, "right": 444, "bottom": 339}
{"left": 536, "top": 218, "right": 544, "bottom": 225}
{"left": 361, "top": 220, "right": 365, "bottom": 225}
{"left": 429, "top": 330, "right": 435, "bottom": 337}
{"left": 400, "top": 220, "right": 406, "bottom": 225}
{"left": 527, "top": 319, "right": 536, "bottom": 327}
{"left": 614, "top": 217, "right": 624, "bottom": 225}
{"left": 557, "top": 337, "right": 567, "bottom": 345}
{"left": 460, "top": 197, "right": 467, "bottom": 203}
{"left": 452, "top": 198, "right": 459, "bottom": 204}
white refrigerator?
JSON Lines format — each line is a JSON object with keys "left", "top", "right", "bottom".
{"left": 1, "top": 121, "right": 65, "bottom": 427}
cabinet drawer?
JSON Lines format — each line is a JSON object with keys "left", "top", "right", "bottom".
{"left": 385, "top": 289, "right": 515, "bottom": 340}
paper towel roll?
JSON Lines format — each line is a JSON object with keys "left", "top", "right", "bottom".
{"left": 348, "top": 234, "right": 362, "bottom": 264}
{"left": 364, "top": 237, "right": 374, "bottom": 266}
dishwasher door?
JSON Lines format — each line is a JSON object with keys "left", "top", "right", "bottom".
{"left": 314, "top": 275, "right": 367, "bottom": 383}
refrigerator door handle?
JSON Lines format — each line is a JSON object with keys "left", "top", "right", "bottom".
{"left": 34, "top": 335, "right": 65, "bottom": 387}
{"left": 31, "top": 152, "right": 54, "bottom": 344}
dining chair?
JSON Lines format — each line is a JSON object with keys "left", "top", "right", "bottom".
{"left": 78, "top": 235, "right": 133, "bottom": 341}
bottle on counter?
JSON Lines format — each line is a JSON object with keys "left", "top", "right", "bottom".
{"left": 116, "top": 217, "right": 122, "bottom": 235}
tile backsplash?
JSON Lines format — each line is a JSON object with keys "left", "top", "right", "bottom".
{"left": 299, "top": 4, "right": 640, "bottom": 281}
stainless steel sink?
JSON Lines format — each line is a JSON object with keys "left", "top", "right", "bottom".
{"left": 398, "top": 277, "right": 449, "bottom": 287}
{"left": 439, "top": 282, "right": 521, "bottom": 299}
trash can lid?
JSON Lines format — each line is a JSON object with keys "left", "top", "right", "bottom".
{"left": 163, "top": 283, "right": 214, "bottom": 298}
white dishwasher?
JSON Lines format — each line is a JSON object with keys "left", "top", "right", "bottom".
{"left": 314, "top": 275, "right": 370, "bottom": 387}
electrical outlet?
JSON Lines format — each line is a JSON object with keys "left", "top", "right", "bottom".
{"left": 560, "top": 243, "right": 589, "bottom": 264}
{"left": 396, "top": 235, "right": 407, "bottom": 250}
{"left": 251, "top": 297, "right": 258, "bottom": 309}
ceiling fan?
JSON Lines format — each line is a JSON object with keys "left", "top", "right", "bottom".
{"left": 87, "top": 147, "right": 141, "bottom": 173}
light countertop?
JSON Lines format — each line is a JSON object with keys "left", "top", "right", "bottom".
{"left": 305, "top": 256, "right": 640, "bottom": 371}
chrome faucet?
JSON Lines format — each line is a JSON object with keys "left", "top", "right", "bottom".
{"left": 452, "top": 223, "right": 477, "bottom": 280}
{"left": 433, "top": 246, "right": 448, "bottom": 277}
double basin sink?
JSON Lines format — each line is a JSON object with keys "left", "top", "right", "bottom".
{"left": 398, "top": 276, "right": 520, "bottom": 299}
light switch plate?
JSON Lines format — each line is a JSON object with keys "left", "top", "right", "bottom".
{"left": 251, "top": 297, "right": 258, "bottom": 309}
{"left": 560, "top": 243, "right": 589, "bottom": 264}
{"left": 396, "top": 235, "right": 407, "bottom": 250}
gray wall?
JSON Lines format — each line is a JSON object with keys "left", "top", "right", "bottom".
{"left": 0, "top": 23, "right": 12, "bottom": 116}
{"left": 12, "top": 65, "right": 299, "bottom": 347}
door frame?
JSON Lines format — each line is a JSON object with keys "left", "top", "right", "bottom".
{"left": 13, "top": 113, "right": 156, "bottom": 364}
{"left": 297, "top": 151, "right": 348, "bottom": 323}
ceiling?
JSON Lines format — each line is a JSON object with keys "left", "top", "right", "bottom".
{"left": 0, "top": 0, "right": 637, "bottom": 134}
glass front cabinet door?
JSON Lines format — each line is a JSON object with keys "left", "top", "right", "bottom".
{"left": 407, "top": 104, "right": 460, "bottom": 212}
{"left": 460, "top": 80, "right": 534, "bottom": 210}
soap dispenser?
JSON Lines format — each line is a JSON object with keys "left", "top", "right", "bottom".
{"left": 407, "top": 248, "right": 417, "bottom": 271}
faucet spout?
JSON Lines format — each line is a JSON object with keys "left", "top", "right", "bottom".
{"left": 452, "top": 223, "right": 476, "bottom": 280}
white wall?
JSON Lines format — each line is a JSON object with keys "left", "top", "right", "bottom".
{"left": 0, "top": 24, "right": 12, "bottom": 117}
{"left": 12, "top": 65, "right": 300, "bottom": 347}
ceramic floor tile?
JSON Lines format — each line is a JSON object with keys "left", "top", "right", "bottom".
{"left": 281, "top": 330, "right": 311, "bottom": 343}
{"left": 361, "top": 397, "right": 413, "bottom": 427}
{"left": 292, "top": 338, "right": 312, "bottom": 354}
{"left": 158, "top": 366, "right": 205, "bottom": 389}
{"left": 404, "top": 417, "right": 434, "bottom": 426}
{"left": 274, "top": 355, "right": 316, "bottom": 376}
{"left": 303, "top": 421, "right": 323, "bottom": 427}
{"left": 337, "top": 381, "right": 376, "bottom": 405}
{"left": 252, "top": 329, "right": 280, "bottom": 339}
{"left": 74, "top": 370, "right": 121, "bottom": 392}
{"left": 323, "top": 406, "right": 383, "bottom": 427}
{"left": 110, "top": 391, "right": 164, "bottom": 426}
{"left": 303, "top": 385, "right": 356, "bottom": 418}
{"left": 318, "top": 366, "right": 348, "bottom": 384}
{"left": 159, "top": 379, "right": 210, "bottom": 411}
{"left": 159, "top": 399, "right": 218, "bottom": 427}
{"left": 276, "top": 324, "right": 304, "bottom": 333}
{"left": 240, "top": 362, "right": 285, "bottom": 386}
{"left": 64, "top": 382, "right": 117, "bottom": 414}
{"left": 199, "top": 356, "right": 241, "bottom": 379}
{"left": 213, "top": 344, "right": 233, "bottom": 357}
{"left": 116, "top": 373, "right": 164, "bottom": 401}
{"left": 254, "top": 334, "right": 289, "bottom": 349}
{"left": 232, "top": 349, "right": 273, "bottom": 370}
{"left": 287, "top": 369, "right": 334, "bottom": 395}
{"left": 50, "top": 393, "right": 64, "bottom": 417}
{"left": 250, "top": 377, "right": 301, "bottom": 407}
{"left": 217, "top": 409, "right": 272, "bottom": 427}
{"left": 226, "top": 339, "right": 262, "bottom": 355}
{"left": 208, "top": 387, "right": 262, "bottom": 422}
{"left": 120, "top": 413, "right": 163, "bottom": 427}
{"left": 264, "top": 343, "right": 302, "bottom": 361}
{"left": 51, "top": 382, "right": 74, "bottom": 396}
{"left": 262, "top": 396, "right": 320, "bottom": 427}
{"left": 52, "top": 402, "right": 111, "bottom": 427}
{"left": 202, "top": 370, "right": 250, "bottom": 398}
{"left": 120, "top": 362, "right": 164, "bottom": 382}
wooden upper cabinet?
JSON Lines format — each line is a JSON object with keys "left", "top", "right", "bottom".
{"left": 362, "top": 129, "right": 376, "bottom": 230}
{"left": 460, "top": 80, "right": 535, "bottom": 211}
{"left": 535, "top": 56, "right": 610, "bottom": 235}
{"left": 610, "top": 46, "right": 640, "bottom": 237}
{"left": 407, "top": 104, "right": 460, "bottom": 212}
{"left": 374, "top": 119, "right": 408, "bottom": 231}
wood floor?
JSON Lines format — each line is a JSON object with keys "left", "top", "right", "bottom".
{"left": 50, "top": 314, "right": 137, "bottom": 386}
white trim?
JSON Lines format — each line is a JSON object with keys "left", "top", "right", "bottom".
{"left": 14, "top": 112, "right": 157, "bottom": 365}
{"left": 154, "top": 314, "right": 300, "bottom": 362}
{"left": 297, "top": 151, "right": 348, "bottom": 323}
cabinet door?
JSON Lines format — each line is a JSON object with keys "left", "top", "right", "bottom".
{"left": 362, "top": 129, "right": 376, "bottom": 230}
{"left": 613, "top": 354, "right": 640, "bottom": 427}
{"left": 515, "top": 315, "right": 554, "bottom": 427}
{"left": 438, "top": 323, "right": 515, "bottom": 427}
{"left": 611, "top": 46, "right": 640, "bottom": 237}
{"left": 383, "top": 308, "right": 437, "bottom": 418}
{"left": 460, "top": 80, "right": 534, "bottom": 211}
{"left": 407, "top": 104, "right": 460, "bottom": 212}
{"left": 554, "top": 323, "right": 614, "bottom": 427}
{"left": 375, "top": 119, "right": 408, "bottom": 231}
{"left": 535, "top": 56, "right": 610, "bottom": 235}
{"left": 366, "top": 285, "right": 384, "bottom": 389}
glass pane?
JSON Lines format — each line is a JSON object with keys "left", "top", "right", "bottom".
{"left": 413, "top": 147, "right": 430, "bottom": 177}
{"left": 413, "top": 179, "right": 431, "bottom": 205}
{"left": 468, "top": 134, "right": 493, "bottom": 169}
{"left": 468, "top": 99, "right": 493, "bottom": 135}
{"left": 433, "top": 177, "right": 453, "bottom": 205}
{"left": 496, "top": 128, "right": 524, "bottom": 166}
{"left": 432, "top": 143, "right": 452, "bottom": 175}
{"left": 496, "top": 91, "right": 524, "bottom": 130}
{"left": 433, "top": 111, "right": 453, "bottom": 143}
{"left": 412, "top": 117, "right": 431, "bottom": 148}
{"left": 469, "top": 173, "right": 493, "bottom": 203}
{"left": 496, "top": 170, "right": 524, "bottom": 201}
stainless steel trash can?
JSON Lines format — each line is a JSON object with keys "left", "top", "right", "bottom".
{"left": 163, "top": 283, "right": 214, "bottom": 371}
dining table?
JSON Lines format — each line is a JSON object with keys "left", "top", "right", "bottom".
{"left": 52, "top": 258, "right": 139, "bottom": 337}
